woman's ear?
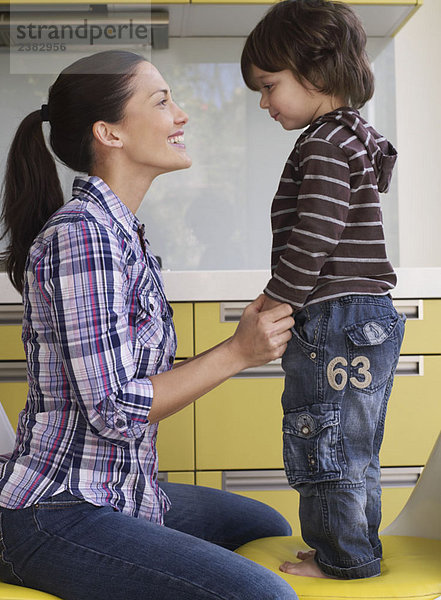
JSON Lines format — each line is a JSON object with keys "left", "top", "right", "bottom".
{"left": 92, "top": 121, "right": 123, "bottom": 149}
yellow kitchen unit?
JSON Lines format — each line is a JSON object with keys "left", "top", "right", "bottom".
{"left": 171, "top": 302, "right": 194, "bottom": 358}
{"left": 195, "top": 374, "right": 284, "bottom": 470}
{"left": 380, "top": 355, "right": 441, "bottom": 466}
{"left": 194, "top": 300, "right": 440, "bottom": 471}
{"left": 0, "top": 305, "right": 25, "bottom": 361}
{"left": 157, "top": 303, "right": 195, "bottom": 471}
{"left": 195, "top": 468, "right": 417, "bottom": 534}
{"left": 394, "top": 299, "right": 441, "bottom": 354}
{"left": 194, "top": 302, "right": 239, "bottom": 355}
{"left": 157, "top": 404, "right": 195, "bottom": 472}
{"left": 196, "top": 470, "right": 302, "bottom": 535}
{"left": 159, "top": 471, "right": 195, "bottom": 485}
{"left": 0, "top": 366, "right": 28, "bottom": 430}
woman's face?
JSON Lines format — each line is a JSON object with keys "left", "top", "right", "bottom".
{"left": 118, "top": 61, "right": 192, "bottom": 178}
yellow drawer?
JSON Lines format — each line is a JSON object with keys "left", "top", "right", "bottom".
{"left": 0, "top": 326, "right": 25, "bottom": 360}
{"left": 195, "top": 299, "right": 441, "bottom": 354}
{"left": 195, "top": 302, "right": 240, "bottom": 354}
{"left": 196, "top": 300, "right": 441, "bottom": 356}
{"left": 196, "top": 469, "right": 414, "bottom": 534}
{"left": 195, "top": 354, "right": 440, "bottom": 471}
{"left": 196, "top": 470, "right": 301, "bottom": 534}
{"left": 160, "top": 471, "right": 195, "bottom": 485}
{"left": 381, "top": 355, "right": 441, "bottom": 466}
{"left": 0, "top": 381, "right": 28, "bottom": 430}
{"left": 170, "top": 302, "right": 194, "bottom": 358}
{"left": 157, "top": 404, "right": 195, "bottom": 471}
{"left": 394, "top": 299, "right": 441, "bottom": 354}
{"left": 195, "top": 376, "right": 284, "bottom": 470}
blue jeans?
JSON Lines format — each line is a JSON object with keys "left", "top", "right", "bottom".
{"left": 0, "top": 483, "right": 297, "bottom": 599}
{"left": 281, "top": 295, "right": 405, "bottom": 579}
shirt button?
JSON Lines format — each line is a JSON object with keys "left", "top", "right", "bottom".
{"left": 168, "top": 356, "right": 174, "bottom": 365}
{"left": 301, "top": 426, "right": 311, "bottom": 435}
{"left": 149, "top": 303, "right": 154, "bottom": 311}
{"left": 116, "top": 418, "right": 125, "bottom": 428}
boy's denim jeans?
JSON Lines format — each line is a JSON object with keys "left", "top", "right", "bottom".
{"left": 282, "top": 295, "right": 405, "bottom": 579}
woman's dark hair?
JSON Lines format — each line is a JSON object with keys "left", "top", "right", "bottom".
{"left": 1, "top": 50, "right": 146, "bottom": 294}
{"left": 241, "top": 0, "right": 374, "bottom": 108}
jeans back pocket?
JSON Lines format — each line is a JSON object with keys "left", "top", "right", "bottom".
{"left": 344, "top": 312, "right": 404, "bottom": 394}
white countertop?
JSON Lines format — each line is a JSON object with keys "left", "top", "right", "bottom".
{"left": 1, "top": 268, "right": 441, "bottom": 304}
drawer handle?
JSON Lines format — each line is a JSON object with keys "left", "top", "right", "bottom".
{"left": 222, "top": 467, "right": 422, "bottom": 492}
{"left": 0, "top": 304, "right": 24, "bottom": 325}
{"left": 234, "top": 359, "right": 283, "bottom": 379}
{"left": 396, "top": 356, "right": 423, "bottom": 376}
{"left": 392, "top": 299, "right": 423, "bottom": 320}
{"left": 220, "top": 302, "right": 248, "bottom": 323}
{"left": 0, "top": 361, "right": 27, "bottom": 382}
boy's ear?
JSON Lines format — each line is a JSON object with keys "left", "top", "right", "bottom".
{"left": 92, "top": 121, "right": 123, "bottom": 149}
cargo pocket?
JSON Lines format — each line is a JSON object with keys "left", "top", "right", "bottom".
{"left": 344, "top": 312, "right": 401, "bottom": 394}
{"left": 282, "top": 404, "right": 346, "bottom": 487}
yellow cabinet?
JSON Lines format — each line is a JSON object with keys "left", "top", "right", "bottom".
{"left": 157, "top": 405, "right": 195, "bottom": 471}
{"left": 395, "top": 299, "right": 441, "bottom": 355}
{"left": 0, "top": 380, "right": 28, "bottom": 430}
{"left": 195, "top": 469, "right": 414, "bottom": 534}
{"left": 171, "top": 302, "right": 194, "bottom": 358}
{"left": 195, "top": 376, "right": 284, "bottom": 470}
{"left": 194, "top": 302, "right": 241, "bottom": 354}
{"left": 380, "top": 355, "right": 441, "bottom": 466}
{"left": 157, "top": 304, "right": 195, "bottom": 472}
{"left": 0, "top": 326, "right": 25, "bottom": 360}
{"left": 160, "top": 471, "right": 195, "bottom": 485}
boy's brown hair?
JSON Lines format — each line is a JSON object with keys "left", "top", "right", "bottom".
{"left": 241, "top": 0, "right": 374, "bottom": 109}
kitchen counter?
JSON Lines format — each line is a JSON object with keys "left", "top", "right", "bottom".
{"left": 1, "top": 267, "right": 441, "bottom": 304}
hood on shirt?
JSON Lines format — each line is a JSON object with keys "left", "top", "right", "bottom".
{"left": 313, "top": 108, "right": 397, "bottom": 193}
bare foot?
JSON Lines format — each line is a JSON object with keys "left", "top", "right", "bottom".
{"left": 296, "top": 549, "right": 316, "bottom": 561}
{"left": 279, "top": 556, "right": 331, "bottom": 578}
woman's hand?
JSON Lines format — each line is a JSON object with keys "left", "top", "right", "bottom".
{"left": 148, "top": 295, "right": 293, "bottom": 424}
{"left": 227, "top": 295, "right": 293, "bottom": 370}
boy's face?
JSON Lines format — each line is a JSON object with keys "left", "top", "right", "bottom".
{"left": 251, "top": 66, "right": 340, "bottom": 130}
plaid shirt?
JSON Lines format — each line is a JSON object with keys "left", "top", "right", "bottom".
{"left": 0, "top": 176, "right": 176, "bottom": 522}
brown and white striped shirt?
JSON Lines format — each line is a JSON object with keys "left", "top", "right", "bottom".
{"left": 264, "top": 108, "right": 398, "bottom": 311}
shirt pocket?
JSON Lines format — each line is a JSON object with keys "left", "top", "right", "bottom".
{"left": 136, "top": 290, "right": 166, "bottom": 349}
{"left": 344, "top": 312, "right": 403, "bottom": 395}
{"left": 282, "top": 403, "right": 346, "bottom": 486}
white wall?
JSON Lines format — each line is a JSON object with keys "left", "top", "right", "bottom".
{"left": 395, "top": 0, "right": 441, "bottom": 267}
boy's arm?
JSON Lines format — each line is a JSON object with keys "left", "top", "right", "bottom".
{"left": 265, "top": 138, "right": 350, "bottom": 309}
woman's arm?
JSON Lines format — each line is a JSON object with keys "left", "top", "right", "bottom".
{"left": 148, "top": 295, "right": 293, "bottom": 423}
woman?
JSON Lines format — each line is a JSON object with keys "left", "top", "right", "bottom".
{"left": 0, "top": 51, "right": 296, "bottom": 599}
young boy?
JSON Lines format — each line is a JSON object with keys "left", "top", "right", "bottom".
{"left": 241, "top": 0, "right": 405, "bottom": 580}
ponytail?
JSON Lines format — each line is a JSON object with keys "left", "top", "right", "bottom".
{"left": 1, "top": 110, "right": 63, "bottom": 294}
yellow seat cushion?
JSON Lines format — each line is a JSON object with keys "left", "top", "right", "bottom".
{"left": 236, "top": 535, "right": 441, "bottom": 600}
{"left": 0, "top": 583, "right": 62, "bottom": 600}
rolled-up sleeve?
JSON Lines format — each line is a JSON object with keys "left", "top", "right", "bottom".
{"left": 35, "top": 218, "right": 153, "bottom": 442}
